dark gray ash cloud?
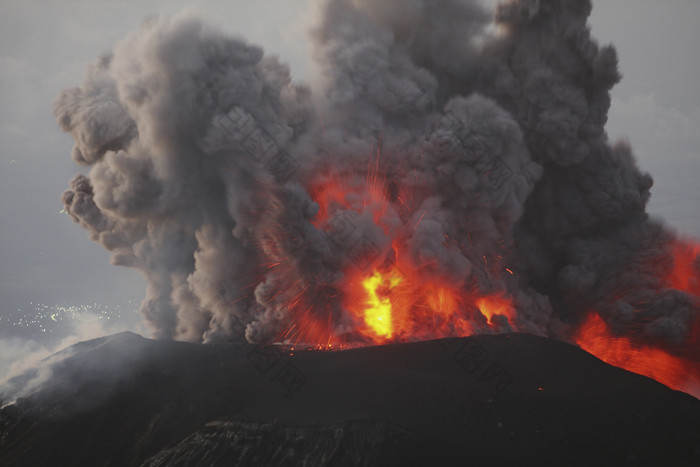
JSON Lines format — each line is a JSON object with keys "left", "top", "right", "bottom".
{"left": 56, "top": 0, "right": 699, "bottom": 352}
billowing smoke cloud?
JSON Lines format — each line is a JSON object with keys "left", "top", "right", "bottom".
{"left": 56, "top": 0, "right": 698, "bottom": 354}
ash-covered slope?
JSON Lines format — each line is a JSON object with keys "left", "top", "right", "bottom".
{"left": 2, "top": 333, "right": 700, "bottom": 466}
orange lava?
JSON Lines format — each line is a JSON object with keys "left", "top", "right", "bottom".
{"left": 576, "top": 313, "right": 700, "bottom": 399}
{"left": 340, "top": 262, "right": 518, "bottom": 344}
{"left": 358, "top": 269, "right": 402, "bottom": 339}
{"left": 476, "top": 295, "right": 516, "bottom": 325}
{"left": 668, "top": 239, "right": 700, "bottom": 297}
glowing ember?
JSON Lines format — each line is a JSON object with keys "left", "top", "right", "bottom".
{"left": 577, "top": 313, "right": 700, "bottom": 399}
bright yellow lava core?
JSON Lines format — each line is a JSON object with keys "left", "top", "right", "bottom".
{"left": 362, "top": 270, "right": 402, "bottom": 338}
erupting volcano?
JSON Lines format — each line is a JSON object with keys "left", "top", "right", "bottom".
{"left": 280, "top": 162, "right": 520, "bottom": 347}
{"left": 55, "top": 0, "right": 699, "bottom": 399}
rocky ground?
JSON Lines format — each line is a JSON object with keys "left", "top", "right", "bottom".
{"left": 1, "top": 332, "right": 700, "bottom": 466}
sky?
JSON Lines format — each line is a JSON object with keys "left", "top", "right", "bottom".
{"left": 0, "top": 0, "right": 698, "bottom": 364}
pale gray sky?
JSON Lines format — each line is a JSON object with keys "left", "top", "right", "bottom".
{"left": 0, "top": 0, "right": 698, "bottom": 347}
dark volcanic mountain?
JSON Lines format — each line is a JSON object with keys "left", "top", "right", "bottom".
{"left": 1, "top": 332, "right": 700, "bottom": 466}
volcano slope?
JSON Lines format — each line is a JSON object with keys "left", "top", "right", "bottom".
{"left": 1, "top": 332, "right": 699, "bottom": 466}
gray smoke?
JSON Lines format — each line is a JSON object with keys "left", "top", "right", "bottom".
{"left": 56, "top": 0, "right": 699, "bottom": 353}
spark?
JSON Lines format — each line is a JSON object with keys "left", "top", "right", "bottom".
{"left": 6, "top": 301, "right": 140, "bottom": 334}
{"left": 414, "top": 210, "right": 428, "bottom": 229}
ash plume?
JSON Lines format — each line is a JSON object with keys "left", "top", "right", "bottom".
{"left": 56, "top": 0, "right": 699, "bottom": 355}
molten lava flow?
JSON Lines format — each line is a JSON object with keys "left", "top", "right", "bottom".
{"left": 577, "top": 313, "right": 700, "bottom": 399}
{"left": 341, "top": 261, "right": 518, "bottom": 344}
{"left": 345, "top": 265, "right": 411, "bottom": 343}
{"left": 361, "top": 270, "right": 403, "bottom": 339}
{"left": 572, "top": 239, "right": 700, "bottom": 399}
{"left": 669, "top": 239, "right": 700, "bottom": 297}
{"left": 476, "top": 295, "right": 515, "bottom": 325}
